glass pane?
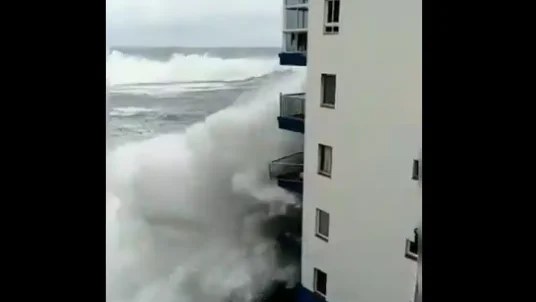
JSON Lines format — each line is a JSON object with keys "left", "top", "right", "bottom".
{"left": 334, "top": 0, "right": 340, "bottom": 23}
{"left": 285, "top": 9, "right": 308, "bottom": 30}
{"left": 317, "top": 209, "right": 330, "bottom": 237}
{"left": 327, "top": 0, "right": 334, "bottom": 23}
{"left": 315, "top": 269, "right": 327, "bottom": 295}
{"left": 323, "top": 146, "right": 332, "bottom": 173}
{"left": 322, "top": 75, "right": 336, "bottom": 105}
{"left": 284, "top": 33, "right": 297, "bottom": 52}
{"left": 297, "top": 32, "right": 307, "bottom": 51}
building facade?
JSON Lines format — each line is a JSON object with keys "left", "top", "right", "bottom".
{"left": 272, "top": 0, "right": 422, "bottom": 301}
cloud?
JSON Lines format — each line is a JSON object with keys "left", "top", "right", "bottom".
{"left": 106, "top": 0, "right": 283, "bottom": 46}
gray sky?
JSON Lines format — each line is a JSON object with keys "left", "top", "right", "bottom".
{"left": 106, "top": 0, "right": 282, "bottom": 47}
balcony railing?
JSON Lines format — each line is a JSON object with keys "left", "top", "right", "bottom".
{"left": 280, "top": 93, "right": 305, "bottom": 119}
{"left": 280, "top": 0, "right": 308, "bottom": 67}
{"left": 277, "top": 93, "right": 305, "bottom": 133}
{"left": 269, "top": 152, "right": 304, "bottom": 182}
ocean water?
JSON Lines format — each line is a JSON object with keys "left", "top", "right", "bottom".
{"left": 106, "top": 47, "right": 305, "bottom": 302}
{"left": 108, "top": 47, "right": 285, "bottom": 146}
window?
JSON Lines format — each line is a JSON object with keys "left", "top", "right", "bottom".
{"left": 314, "top": 268, "right": 327, "bottom": 296}
{"left": 412, "top": 159, "right": 420, "bottom": 181}
{"left": 285, "top": 8, "right": 308, "bottom": 30}
{"left": 405, "top": 228, "right": 419, "bottom": 261}
{"left": 285, "top": 32, "right": 308, "bottom": 52}
{"left": 321, "top": 74, "right": 336, "bottom": 107}
{"left": 318, "top": 144, "right": 333, "bottom": 177}
{"left": 324, "top": 0, "right": 340, "bottom": 34}
{"left": 315, "top": 208, "right": 330, "bottom": 241}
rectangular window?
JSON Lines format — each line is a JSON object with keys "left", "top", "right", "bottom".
{"left": 315, "top": 208, "right": 330, "bottom": 241}
{"left": 405, "top": 228, "right": 419, "bottom": 261}
{"left": 314, "top": 268, "right": 327, "bottom": 296}
{"left": 324, "top": 0, "right": 340, "bottom": 34}
{"left": 412, "top": 159, "right": 420, "bottom": 181}
{"left": 284, "top": 32, "right": 308, "bottom": 52}
{"left": 285, "top": 8, "right": 308, "bottom": 30}
{"left": 321, "top": 74, "right": 336, "bottom": 108}
{"left": 318, "top": 144, "right": 333, "bottom": 177}
{"left": 405, "top": 239, "right": 418, "bottom": 261}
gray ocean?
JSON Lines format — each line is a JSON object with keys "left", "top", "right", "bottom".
{"left": 107, "top": 47, "right": 284, "bottom": 146}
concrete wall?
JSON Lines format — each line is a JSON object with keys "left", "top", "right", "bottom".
{"left": 300, "top": 0, "right": 422, "bottom": 301}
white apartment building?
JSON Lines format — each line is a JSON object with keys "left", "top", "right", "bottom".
{"left": 270, "top": 0, "right": 422, "bottom": 301}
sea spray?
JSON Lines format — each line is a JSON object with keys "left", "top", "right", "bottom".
{"left": 106, "top": 70, "right": 305, "bottom": 302}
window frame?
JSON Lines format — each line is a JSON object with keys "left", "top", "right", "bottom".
{"left": 405, "top": 228, "right": 419, "bottom": 261}
{"left": 324, "top": 0, "right": 340, "bottom": 34}
{"left": 320, "top": 73, "right": 336, "bottom": 108}
{"left": 412, "top": 159, "right": 420, "bottom": 181}
{"left": 315, "top": 208, "right": 330, "bottom": 241}
{"left": 313, "top": 268, "right": 328, "bottom": 297}
{"left": 318, "top": 144, "right": 333, "bottom": 177}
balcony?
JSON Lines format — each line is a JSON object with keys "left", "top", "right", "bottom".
{"left": 269, "top": 152, "right": 304, "bottom": 195}
{"left": 279, "top": 1, "right": 308, "bottom": 66}
{"left": 284, "top": 1, "right": 309, "bottom": 29}
{"left": 278, "top": 93, "right": 305, "bottom": 134}
{"left": 277, "top": 231, "right": 302, "bottom": 260}
{"left": 285, "top": 0, "right": 308, "bottom": 9}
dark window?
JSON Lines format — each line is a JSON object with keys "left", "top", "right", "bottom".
{"left": 405, "top": 228, "right": 419, "bottom": 261}
{"left": 327, "top": 0, "right": 333, "bottom": 22}
{"left": 314, "top": 268, "right": 327, "bottom": 296}
{"left": 324, "top": 26, "right": 339, "bottom": 33}
{"left": 412, "top": 159, "right": 420, "bottom": 181}
{"left": 316, "top": 208, "right": 330, "bottom": 240}
{"left": 321, "top": 74, "right": 336, "bottom": 107}
{"left": 325, "top": 0, "right": 340, "bottom": 23}
{"left": 286, "top": 32, "right": 308, "bottom": 52}
{"left": 333, "top": 0, "right": 340, "bottom": 22}
{"left": 318, "top": 144, "right": 333, "bottom": 176}
{"left": 297, "top": 32, "right": 308, "bottom": 52}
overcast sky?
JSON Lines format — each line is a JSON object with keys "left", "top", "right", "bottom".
{"left": 106, "top": 0, "right": 282, "bottom": 47}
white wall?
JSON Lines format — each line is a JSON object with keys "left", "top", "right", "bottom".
{"left": 301, "top": 0, "right": 422, "bottom": 301}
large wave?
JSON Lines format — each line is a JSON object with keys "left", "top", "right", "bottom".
{"left": 106, "top": 70, "right": 305, "bottom": 302}
{"left": 106, "top": 50, "right": 286, "bottom": 96}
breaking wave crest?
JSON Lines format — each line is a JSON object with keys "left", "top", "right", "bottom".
{"left": 106, "top": 50, "right": 280, "bottom": 85}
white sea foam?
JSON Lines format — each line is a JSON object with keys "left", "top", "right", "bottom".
{"left": 106, "top": 70, "right": 306, "bottom": 302}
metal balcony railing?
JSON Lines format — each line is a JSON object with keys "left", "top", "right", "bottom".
{"left": 269, "top": 152, "right": 304, "bottom": 182}
{"left": 280, "top": 93, "right": 305, "bottom": 119}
